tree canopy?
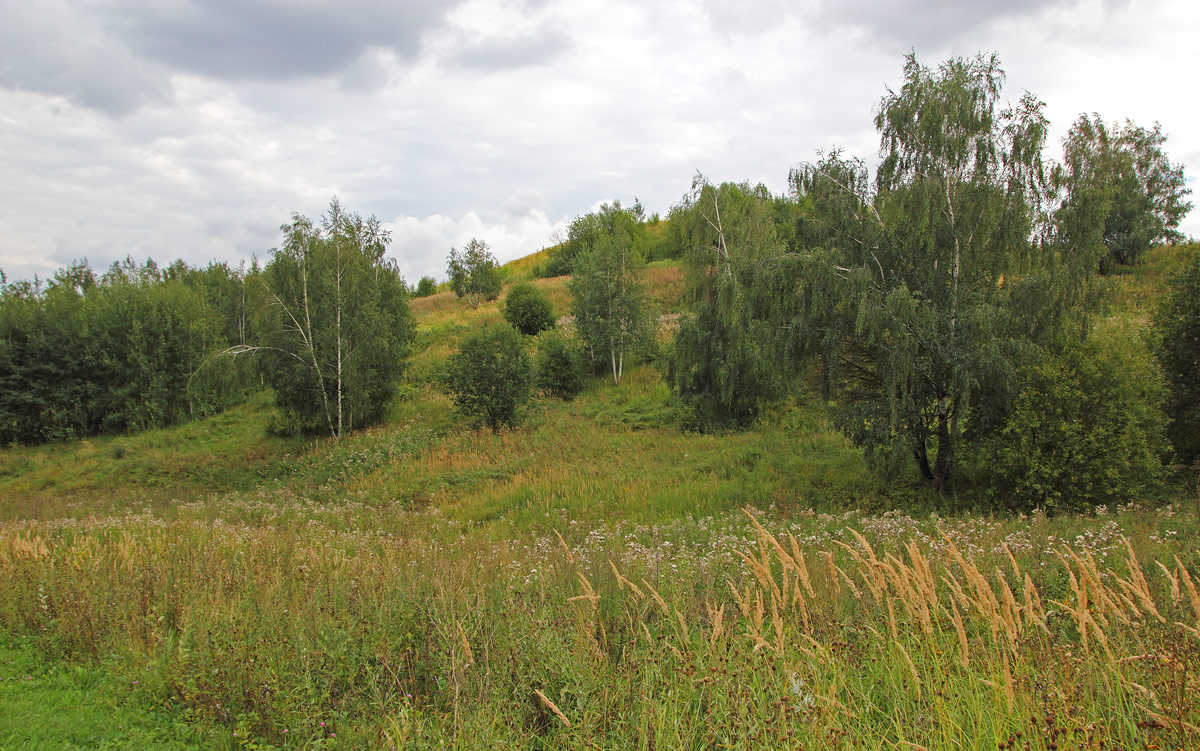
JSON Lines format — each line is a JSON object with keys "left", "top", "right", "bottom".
{"left": 669, "top": 176, "right": 788, "bottom": 430}
{"left": 1155, "top": 248, "right": 1200, "bottom": 466}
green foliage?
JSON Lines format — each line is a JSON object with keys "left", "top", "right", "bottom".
{"left": 568, "top": 222, "right": 653, "bottom": 385}
{"left": 0, "top": 640, "right": 203, "bottom": 749}
{"left": 669, "top": 176, "right": 788, "bottom": 431}
{"left": 970, "top": 327, "right": 1168, "bottom": 512}
{"left": 414, "top": 276, "right": 438, "bottom": 298}
{"left": 447, "top": 238, "right": 501, "bottom": 307}
{"left": 257, "top": 199, "right": 415, "bottom": 438}
{"left": 535, "top": 330, "right": 586, "bottom": 400}
{"left": 1055, "top": 115, "right": 1192, "bottom": 273}
{"left": 503, "top": 281, "right": 556, "bottom": 336}
{"left": 784, "top": 53, "right": 1096, "bottom": 491}
{"left": 1154, "top": 246, "right": 1200, "bottom": 465}
{"left": 444, "top": 322, "right": 533, "bottom": 429}
{"left": 0, "top": 258, "right": 237, "bottom": 444}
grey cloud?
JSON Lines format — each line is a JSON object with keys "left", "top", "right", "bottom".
{"left": 0, "top": 1, "right": 171, "bottom": 116}
{"left": 811, "top": 0, "right": 1127, "bottom": 51}
{"left": 500, "top": 188, "right": 549, "bottom": 218}
{"left": 701, "top": 0, "right": 788, "bottom": 35}
{"left": 449, "top": 27, "right": 572, "bottom": 70}
{"left": 119, "top": 0, "right": 457, "bottom": 81}
{"left": 0, "top": 0, "right": 464, "bottom": 114}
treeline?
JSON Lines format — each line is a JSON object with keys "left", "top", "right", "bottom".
{"left": 457, "top": 52, "right": 1195, "bottom": 512}
{"left": 0, "top": 200, "right": 412, "bottom": 444}
{"left": 0, "top": 258, "right": 257, "bottom": 443}
{"left": 3, "top": 52, "right": 1196, "bottom": 514}
{"left": 665, "top": 54, "right": 1196, "bottom": 510}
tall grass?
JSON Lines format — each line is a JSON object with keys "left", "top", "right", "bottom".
{"left": 1, "top": 499, "right": 1196, "bottom": 748}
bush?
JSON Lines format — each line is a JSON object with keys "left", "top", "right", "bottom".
{"left": 444, "top": 323, "right": 533, "bottom": 430}
{"left": 414, "top": 276, "right": 438, "bottom": 298}
{"left": 1154, "top": 246, "right": 1200, "bottom": 466}
{"left": 535, "top": 332, "right": 585, "bottom": 400}
{"left": 503, "top": 282, "right": 556, "bottom": 336}
{"left": 970, "top": 327, "right": 1168, "bottom": 512}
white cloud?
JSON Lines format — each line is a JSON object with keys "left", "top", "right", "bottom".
{"left": 386, "top": 208, "right": 569, "bottom": 283}
{"left": 1, "top": 0, "right": 1199, "bottom": 285}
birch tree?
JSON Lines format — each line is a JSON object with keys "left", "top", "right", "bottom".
{"left": 669, "top": 176, "right": 787, "bottom": 430}
{"left": 786, "top": 53, "right": 1095, "bottom": 490}
{"left": 568, "top": 225, "right": 650, "bottom": 385}
{"left": 447, "top": 239, "right": 501, "bottom": 308}
{"left": 252, "top": 199, "right": 414, "bottom": 438}
{"left": 1054, "top": 115, "right": 1192, "bottom": 273}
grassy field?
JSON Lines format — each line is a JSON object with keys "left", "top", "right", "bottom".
{"left": 0, "top": 249, "right": 1197, "bottom": 749}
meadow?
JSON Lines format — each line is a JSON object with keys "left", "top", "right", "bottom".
{"left": 0, "top": 250, "right": 1197, "bottom": 750}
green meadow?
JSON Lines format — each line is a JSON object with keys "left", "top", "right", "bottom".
{"left": 1, "top": 248, "right": 1197, "bottom": 750}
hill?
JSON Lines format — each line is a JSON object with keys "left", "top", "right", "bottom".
{"left": 0, "top": 246, "right": 1197, "bottom": 749}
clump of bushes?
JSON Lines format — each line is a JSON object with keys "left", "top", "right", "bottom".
{"left": 414, "top": 276, "right": 438, "bottom": 298}
{"left": 1154, "top": 247, "right": 1200, "bottom": 466}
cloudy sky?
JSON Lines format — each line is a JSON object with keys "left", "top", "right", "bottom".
{"left": 1, "top": 0, "right": 1197, "bottom": 284}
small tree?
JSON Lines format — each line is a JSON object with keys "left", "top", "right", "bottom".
{"left": 414, "top": 276, "right": 438, "bottom": 298}
{"left": 252, "top": 199, "right": 414, "bottom": 438}
{"left": 569, "top": 228, "right": 652, "bottom": 385}
{"left": 447, "top": 238, "right": 501, "bottom": 308}
{"left": 535, "top": 331, "right": 586, "bottom": 400}
{"left": 541, "top": 201, "right": 645, "bottom": 277}
{"left": 503, "top": 281, "right": 556, "bottom": 336}
{"left": 444, "top": 322, "right": 532, "bottom": 429}
{"left": 1155, "top": 247, "right": 1200, "bottom": 465}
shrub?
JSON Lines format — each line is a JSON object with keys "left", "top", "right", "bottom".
{"left": 1154, "top": 246, "right": 1200, "bottom": 466}
{"left": 414, "top": 276, "right": 438, "bottom": 298}
{"left": 535, "top": 332, "right": 585, "bottom": 400}
{"left": 971, "top": 327, "right": 1168, "bottom": 512}
{"left": 443, "top": 323, "right": 532, "bottom": 430}
{"left": 503, "top": 282, "right": 556, "bottom": 336}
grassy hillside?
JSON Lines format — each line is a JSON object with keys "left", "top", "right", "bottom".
{"left": 0, "top": 247, "right": 1197, "bottom": 749}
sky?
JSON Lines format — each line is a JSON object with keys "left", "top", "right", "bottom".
{"left": 1, "top": 0, "right": 1198, "bottom": 285}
